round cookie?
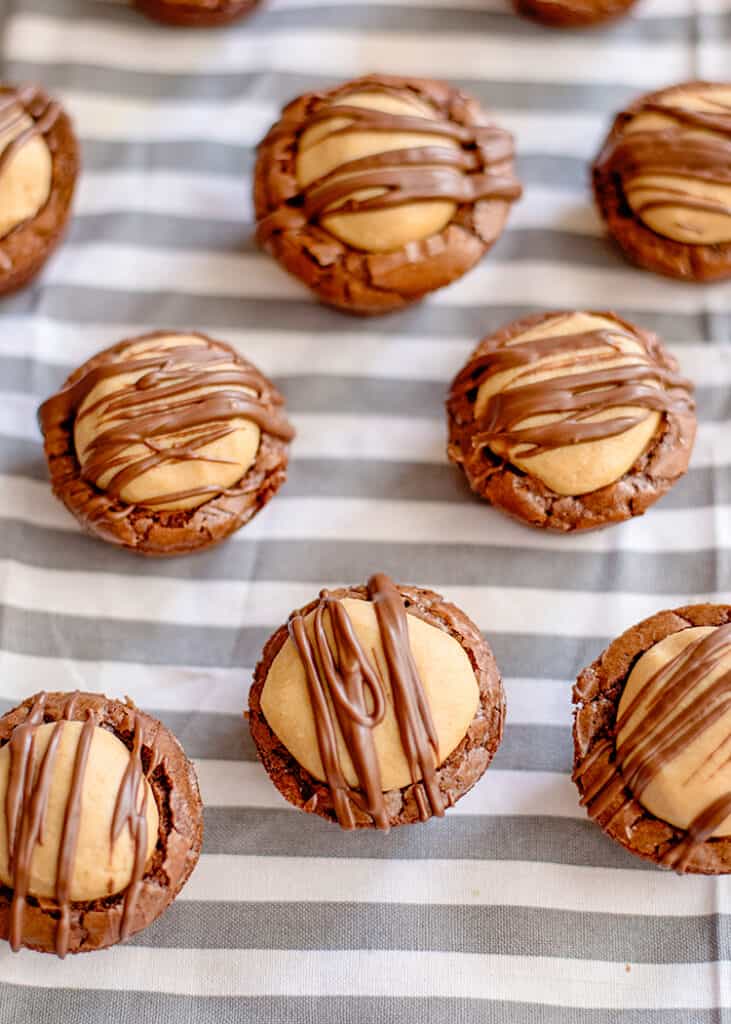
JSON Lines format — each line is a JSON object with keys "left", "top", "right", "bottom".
{"left": 38, "top": 331, "right": 295, "bottom": 557}
{"left": 513, "top": 0, "right": 636, "bottom": 27}
{"left": 0, "top": 84, "right": 78, "bottom": 297}
{"left": 254, "top": 74, "right": 523, "bottom": 315}
{"left": 133, "top": 0, "right": 262, "bottom": 25}
{"left": 593, "top": 81, "right": 731, "bottom": 282}
{"left": 573, "top": 604, "right": 731, "bottom": 874}
{"left": 248, "top": 573, "right": 505, "bottom": 831}
{"left": 446, "top": 311, "right": 696, "bottom": 532}
{"left": 0, "top": 691, "right": 203, "bottom": 954}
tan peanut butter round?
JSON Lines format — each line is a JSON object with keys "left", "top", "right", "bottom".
{"left": 74, "top": 334, "right": 261, "bottom": 512}
{"left": 296, "top": 90, "right": 459, "bottom": 253}
{"left": 261, "top": 598, "right": 479, "bottom": 791}
{"left": 617, "top": 627, "right": 731, "bottom": 837}
{"left": 624, "top": 85, "right": 731, "bottom": 245}
{"left": 474, "top": 313, "right": 662, "bottom": 496}
{"left": 0, "top": 106, "right": 52, "bottom": 239}
{"left": 0, "top": 721, "right": 159, "bottom": 902}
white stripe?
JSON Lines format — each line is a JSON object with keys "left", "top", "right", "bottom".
{"left": 3, "top": 391, "right": 726, "bottom": 466}
{"left": 9, "top": 16, "right": 696, "bottom": 85}
{"left": 38, "top": 243, "right": 731, "bottom": 314}
{"left": 0, "top": 560, "right": 728, "bottom": 634}
{"left": 1, "top": 944, "right": 728, "bottom": 1006}
{"left": 75, "top": 171, "right": 602, "bottom": 236}
{"left": 0, "top": 317, "right": 726, "bottom": 386}
{"left": 5, "top": 477, "right": 731, "bottom": 557}
{"left": 183, "top": 854, "right": 723, "bottom": 918}
{"left": 0, "top": 654, "right": 567, "bottom": 726}
{"left": 195, "top": 761, "right": 579, "bottom": 816}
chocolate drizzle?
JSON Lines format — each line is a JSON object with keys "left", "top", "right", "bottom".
{"left": 287, "top": 573, "right": 444, "bottom": 831}
{"left": 0, "top": 85, "right": 60, "bottom": 177}
{"left": 450, "top": 318, "right": 694, "bottom": 467}
{"left": 595, "top": 90, "right": 731, "bottom": 236}
{"left": 575, "top": 625, "right": 731, "bottom": 872}
{"left": 2, "top": 693, "right": 158, "bottom": 955}
{"left": 257, "top": 85, "right": 522, "bottom": 245}
{"left": 38, "top": 334, "right": 295, "bottom": 509}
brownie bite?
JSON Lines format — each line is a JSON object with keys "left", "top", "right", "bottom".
{"left": 133, "top": 0, "right": 262, "bottom": 25}
{"left": 0, "top": 691, "right": 203, "bottom": 954}
{"left": 0, "top": 84, "right": 78, "bottom": 297}
{"left": 593, "top": 81, "right": 731, "bottom": 282}
{"left": 513, "top": 0, "right": 636, "bottom": 27}
{"left": 38, "top": 331, "right": 295, "bottom": 556}
{"left": 573, "top": 605, "right": 731, "bottom": 874}
{"left": 447, "top": 311, "right": 696, "bottom": 532}
{"left": 249, "top": 573, "right": 505, "bottom": 830}
{"left": 254, "top": 74, "right": 522, "bottom": 315}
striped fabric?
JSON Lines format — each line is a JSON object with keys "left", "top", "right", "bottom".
{"left": 1, "top": 0, "right": 730, "bottom": 1019}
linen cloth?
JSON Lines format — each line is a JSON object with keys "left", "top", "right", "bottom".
{"left": 0, "top": 0, "right": 730, "bottom": 1019}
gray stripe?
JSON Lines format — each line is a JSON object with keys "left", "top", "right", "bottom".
{"left": 3, "top": 285, "right": 730, "bottom": 343}
{"left": 0, "top": 698, "right": 569, "bottom": 770}
{"left": 131, "top": 902, "right": 729, "bottom": 961}
{"left": 202, "top": 807, "right": 647, "bottom": 868}
{"left": 4, "top": 356, "right": 728, "bottom": 424}
{"left": 2, "top": 437, "right": 730, "bottom": 510}
{"left": 0, "top": 522, "right": 726, "bottom": 597}
{"left": 0, "top": 990, "right": 721, "bottom": 1024}
{"left": 75, "top": 138, "right": 592, "bottom": 193}
{"left": 0, "top": 605, "right": 604, "bottom": 679}
{"left": 65, "top": 214, "right": 628, "bottom": 270}
{"left": 13, "top": 0, "right": 730, "bottom": 41}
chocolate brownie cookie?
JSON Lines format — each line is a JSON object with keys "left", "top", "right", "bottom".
{"left": 134, "top": 0, "right": 262, "bottom": 25}
{"left": 254, "top": 74, "right": 522, "bottom": 315}
{"left": 0, "top": 691, "right": 203, "bottom": 954}
{"left": 38, "top": 331, "right": 295, "bottom": 557}
{"left": 593, "top": 81, "right": 731, "bottom": 282}
{"left": 447, "top": 311, "right": 696, "bottom": 532}
{"left": 249, "top": 573, "right": 505, "bottom": 831}
{"left": 513, "top": 0, "right": 636, "bottom": 27}
{"left": 573, "top": 605, "right": 731, "bottom": 874}
{"left": 0, "top": 84, "right": 78, "bottom": 297}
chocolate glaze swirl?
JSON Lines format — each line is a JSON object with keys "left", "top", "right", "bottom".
{"left": 257, "top": 84, "right": 522, "bottom": 244}
{"left": 574, "top": 625, "right": 731, "bottom": 872}
{"left": 0, "top": 85, "right": 60, "bottom": 177}
{"left": 595, "top": 90, "right": 731, "bottom": 234}
{"left": 3, "top": 693, "right": 157, "bottom": 956}
{"left": 287, "top": 573, "right": 444, "bottom": 832}
{"left": 38, "top": 334, "right": 295, "bottom": 510}
{"left": 450, "top": 317, "right": 694, "bottom": 464}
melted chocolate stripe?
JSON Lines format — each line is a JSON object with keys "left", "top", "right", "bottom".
{"left": 38, "top": 337, "right": 294, "bottom": 509}
{"left": 3, "top": 694, "right": 160, "bottom": 956}
{"left": 0, "top": 86, "right": 61, "bottom": 177}
{"left": 286, "top": 574, "right": 445, "bottom": 831}
{"left": 575, "top": 623, "right": 731, "bottom": 872}
{"left": 453, "top": 324, "right": 694, "bottom": 461}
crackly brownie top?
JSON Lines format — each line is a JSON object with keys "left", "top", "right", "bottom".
{"left": 0, "top": 85, "right": 61, "bottom": 241}
{"left": 38, "top": 332, "right": 295, "bottom": 512}
{"left": 258, "top": 77, "right": 522, "bottom": 255}
{"left": 449, "top": 311, "right": 695, "bottom": 497}
{"left": 577, "top": 621, "right": 731, "bottom": 871}
{"left": 596, "top": 82, "right": 731, "bottom": 246}
{"left": 0, "top": 692, "right": 160, "bottom": 957}
{"left": 260, "top": 573, "right": 480, "bottom": 830}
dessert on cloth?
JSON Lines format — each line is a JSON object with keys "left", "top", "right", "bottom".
{"left": 254, "top": 74, "right": 522, "bottom": 315}
{"left": 447, "top": 311, "right": 696, "bottom": 532}
{"left": 38, "top": 331, "right": 295, "bottom": 556}
{"left": 249, "top": 573, "right": 505, "bottom": 831}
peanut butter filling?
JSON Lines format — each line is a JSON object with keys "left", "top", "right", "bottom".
{"left": 617, "top": 626, "right": 731, "bottom": 838}
{"left": 0, "top": 720, "right": 158, "bottom": 903}
{"left": 465, "top": 312, "right": 691, "bottom": 496}
{"left": 614, "top": 84, "right": 731, "bottom": 245}
{"left": 0, "top": 103, "right": 52, "bottom": 239}
{"left": 261, "top": 580, "right": 479, "bottom": 812}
